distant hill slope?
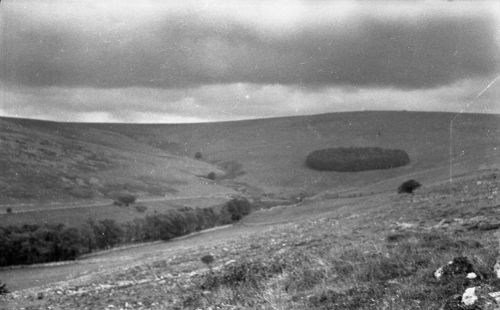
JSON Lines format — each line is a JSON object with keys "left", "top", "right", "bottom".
{"left": 88, "top": 111, "right": 500, "bottom": 195}
{"left": 0, "top": 117, "right": 231, "bottom": 205}
{"left": 1, "top": 111, "right": 499, "bottom": 204}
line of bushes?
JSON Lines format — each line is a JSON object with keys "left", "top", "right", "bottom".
{"left": 0, "top": 197, "right": 253, "bottom": 267}
{"left": 305, "top": 147, "right": 410, "bottom": 172}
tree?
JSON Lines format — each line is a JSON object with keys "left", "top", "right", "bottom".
{"left": 207, "top": 172, "right": 216, "bottom": 180}
{"left": 398, "top": 179, "right": 421, "bottom": 194}
{"left": 201, "top": 254, "right": 215, "bottom": 270}
{"left": 0, "top": 280, "right": 8, "bottom": 295}
{"left": 134, "top": 205, "right": 147, "bottom": 213}
{"left": 224, "top": 197, "right": 252, "bottom": 221}
{"left": 6, "top": 207, "right": 12, "bottom": 214}
{"left": 114, "top": 193, "right": 137, "bottom": 206}
{"left": 194, "top": 152, "right": 203, "bottom": 160}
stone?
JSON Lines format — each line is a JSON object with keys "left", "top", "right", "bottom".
{"left": 435, "top": 257, "right": 477, "bottom": 280}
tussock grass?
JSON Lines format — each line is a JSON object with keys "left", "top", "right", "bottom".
{"left": 179, "top": 231, "right": 498, "bottom": 309}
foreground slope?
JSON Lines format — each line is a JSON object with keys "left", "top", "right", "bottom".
{"left": 2, "top": 168, "right": 499, "bottom": 309}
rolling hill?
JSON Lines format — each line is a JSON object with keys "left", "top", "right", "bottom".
{"left": 83, "top": 111, "right": 500, "bottom": 195}
{"left": 1, "top": 111, "right": 500, "bottom": 309}
{"left": 1, "top": 111, "right": 499, "bottom": 208}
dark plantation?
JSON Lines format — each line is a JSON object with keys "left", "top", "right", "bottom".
{"left": 305, "top": 147, "right": 410, "bottom": 172}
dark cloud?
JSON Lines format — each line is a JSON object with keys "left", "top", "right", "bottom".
{"left": 2, "top": 77, "right": 499, "bottom": 124}
{"left": 1, "top": 1, "right": 498, "bottom": 90}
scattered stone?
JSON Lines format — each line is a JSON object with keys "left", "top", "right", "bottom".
{"left": 494, "top": 261, "right": 500, "bottom": 279}
{"left": 394, "top": 222, "right": 417, "bottom": 230}
{"left": 443, "top": 285, "right": 500, "bottom": 310}
{"left": 434, "top": 257, "right": 477, "bottom": 281}
{"left": 466, "top": 272, "right": 478, "bottom": 280}
{"left": 462, "top": 287, "right": 478, "bottom": 306}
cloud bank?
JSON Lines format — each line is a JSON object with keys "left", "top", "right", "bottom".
{"left": 1, "top": 0, "right": 499, "bottom": 122}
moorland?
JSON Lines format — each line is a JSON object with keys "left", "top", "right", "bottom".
{"left": 1, "top": 111, "right": 499, "bottom": 309}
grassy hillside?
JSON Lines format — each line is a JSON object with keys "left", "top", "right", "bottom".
{"left": 2, "top": 169, "right": 499, "bottom": 309}
{"left": 0, "top": 117, "right": 234, "bottom": 207}
{"left": 2, "top": 111, "right": 499, "bottom": 206}
{"left": 1, "top": 111, "right": 499, "bottom": 309}
{"left": 90, "top": 111, "right": 500, "bottom": 195}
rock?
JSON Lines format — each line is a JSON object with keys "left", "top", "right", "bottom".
{"left": 442, "top": 285, "right": 500, "bottom": 310}
{"left": 435, "top": 257, "right": 477, "bottom": 281}
{"left": 478, "top": 222, "right": 500, "bottom": 231}
{"left": 494, "top": 261, "right": 500, "bottom": 279}
{"left": 462, "top": 287, "right": 478, "bottom": 306}
{"left": 395, "top": 222, "right": 417, "bottom": 230}
{"left": 462, "top": 286, "right": 500, "bottom": 309}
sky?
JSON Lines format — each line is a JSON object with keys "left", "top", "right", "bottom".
{"left": 1, "top": 0, "right": 499, "bottom": 123}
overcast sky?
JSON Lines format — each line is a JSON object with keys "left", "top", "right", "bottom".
{"left": 1, "top": 0, "right": 499, "bottom": 123}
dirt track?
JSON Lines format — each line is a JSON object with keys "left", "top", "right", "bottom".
{"left": 0, "top": 224, "right": 240, "bottom": 292}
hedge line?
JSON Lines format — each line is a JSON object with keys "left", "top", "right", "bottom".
{"left": 0, "top": 197, "right": 252, "bottom": 267}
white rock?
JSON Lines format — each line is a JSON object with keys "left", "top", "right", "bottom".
{"left": 488, "top": 291, "right": 500, "bottom": 303}
{"left": 494, "top": 261, "right": 500, "bottom": 278}
{"left": 462, "top": 287, "right": 478, "bottom": 306}
{"left": 434, "top": 267, "right": 443, "bottom": 279}
{"left": 466, "top": 272, "right": 477, "bottom": 279}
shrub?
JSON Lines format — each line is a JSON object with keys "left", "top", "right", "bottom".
{"left": 6, "top": 207, "right": 12, "bottom": 214}
{"left": 201, "top": 254, "right": 215, "bottom": 266}
{"left": 398, "top": 179, "right": 421, "bottom": 194}
{"left": 207, "top": 172, "right": 216, "bottom": 180}
{"left": 0, "top": 280, "right": 8, "bottom": 295}
{"left": 222, "top": 197, "right": 252, "bottom": 221}
{"left": 305, "top": 147, "right": 410, "bottom": 172}
{"left": 194, "top": 152, "right": 203, "bottom": 160}
{"left": 114, "top": 193, "right": 137, "bottom": 206}
{"left": 135, "top": 205, "right": 147, "bottom": 213}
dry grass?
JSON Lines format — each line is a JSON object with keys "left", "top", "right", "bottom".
{"left": 173, "top": 229, "right": 497, "bottom": 309}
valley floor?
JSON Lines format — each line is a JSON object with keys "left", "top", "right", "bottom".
{"left": 1, "top": 169, "right": 500, "bottom": 309}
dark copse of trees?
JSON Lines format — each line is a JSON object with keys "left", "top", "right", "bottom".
{"left": 398, "top": 179, "right": 421, "bottom": 194}
{"left": 0, "top": 197, "right": 253, "bottom": 267}
{"left": 305, "top": 147, "right": 410, "bottom": 172}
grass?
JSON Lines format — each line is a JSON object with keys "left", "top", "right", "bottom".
{"left": 179, "top": 231, "right": 498, "bottom": 309}
{"left": 2, "top": 171, "right": 499, "bottom": 309}
{"left": 0, "top": 199, "right": 224, "bottom": 227}
{"left": 167, "top": 173, "right": 500, "bottom": 309}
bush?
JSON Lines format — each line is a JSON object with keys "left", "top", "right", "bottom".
{"left": 222, "top": 197, "right": 252, "bottom": 221}
{"left": 194, "top": 152, "right": 203, "bottom": 160}
{"left": 398, "top": 179, "right": 421, "bottom": 194}
{"left": 201, "top": 254, "right": 215, "bottom": 266}
{"left": 114, "top": 193, "right": 137, "bottom": 206}
{"left": 207, "top": 172, "right": 216, "bottom": 180}
{"left": 305, "top": 147, "right": 410, "bottom": 172}
{"left": 0, "top": 198, "right": 256, "bottom": 267}
{"left": 134, "top": 205, "right": 147, "bottom": 213}
{"left": 0, "top": 280, "right": 8, "bottom": 295}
